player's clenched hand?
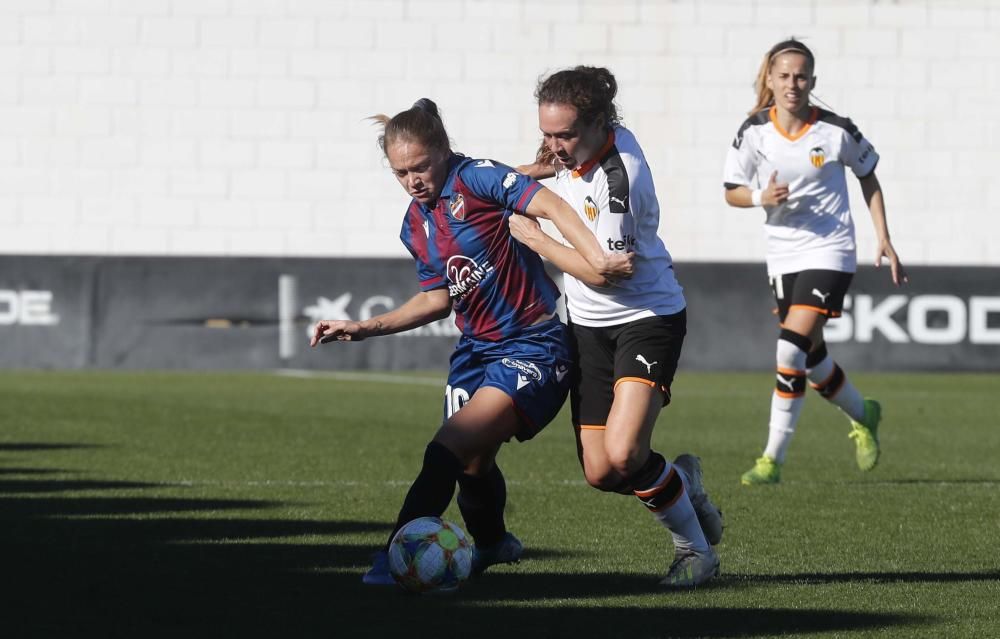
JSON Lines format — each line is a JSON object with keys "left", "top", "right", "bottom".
{"left": 763, "top": 170, "right": 789, "bottom": 206}
{"left": 310, "top": 319, "right": 365, "bottom": 346}
{"left": 596, "top": 251, "right": 634, "bottom": 281}
{"left": 508, "top": 214, "right": 545, "bottom": 249}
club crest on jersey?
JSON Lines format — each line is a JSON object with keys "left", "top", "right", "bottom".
{"left": 583, "top": 196, "right": 599, "bottom": 222}
{"left": 448, "top": 193, "right": 466, "bottom": 220}
{"left": 501, "top": 358, "right": 542, "bottom": 382}
{"left": 809, "top": 146, "right": 826, "bottom": 168}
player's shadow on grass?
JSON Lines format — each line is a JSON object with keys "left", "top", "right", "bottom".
{"left": 869, "top": 478, "right": 1000, "bottom": 485}
{"left": 0, "top": 442, "right": 106, "bottom": 451}
{"left": 742, "top": 570, "right": 1000, "bottom": 585}
{"left": 0, "top": 442, "right": 928, "bottom": 639}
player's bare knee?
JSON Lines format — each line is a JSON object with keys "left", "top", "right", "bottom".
{"left": 604, "top": 441, "right": 644, "bottom": 479}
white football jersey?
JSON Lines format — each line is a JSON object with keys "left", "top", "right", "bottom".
{"left": 551, "top": 125, "right": 685, "bottom": 327}
{"left": 723, "top": 106, "right": 879, "bottom": 276}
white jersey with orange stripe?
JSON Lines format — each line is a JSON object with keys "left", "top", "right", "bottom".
{"left": 723, "top": 106, "right": 879, "bottom": 277}
{"left": 551, "top": 125, "right": 685, "bottom": 328}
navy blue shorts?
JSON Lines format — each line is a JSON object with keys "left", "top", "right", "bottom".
{"left": 444, "top": 318, "right": 572, "bottom": 441}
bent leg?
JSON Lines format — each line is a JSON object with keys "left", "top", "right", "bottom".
{"left": 386, "top": 387, "right": 520, "bottom": 549}
{"left": 456, "top": 444, "right": 508, "bottom": 547}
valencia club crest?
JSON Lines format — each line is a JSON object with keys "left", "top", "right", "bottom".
{"left": 809, "top": 146, "right": 826, "bottom": 168}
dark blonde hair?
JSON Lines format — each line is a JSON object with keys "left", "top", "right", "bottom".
{"left": 371, "top": 98, "right": 451, "bottom": 157}
{"left": 750, "top": 39, "right": 815, "bottom": 115}
{"left": 531, "top": 66, "right": 620, "bottom": 165}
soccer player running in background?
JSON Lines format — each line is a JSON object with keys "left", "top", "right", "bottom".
{"left": 722, "top": 39, "right": 907, "bottom": 486}
{"left": 311, "top": 99, "right": 633, "bottom": 586}
{"left": 513, "top": 67, "right": 723, "bottom": 587}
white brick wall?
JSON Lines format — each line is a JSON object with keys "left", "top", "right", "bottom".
{"left": 0, "top": 0, "right": 998, "bottom": 264}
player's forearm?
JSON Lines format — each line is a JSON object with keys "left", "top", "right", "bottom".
{"left": 360, "top": 291, "right": 451, "bottom": 337}
{"left": 860, "top": 173, "right": 891, "bottom": 241}
{"left": 529, "top": 236, "right": 608, "bottom": 287}
{"left": 516, "top": 161, "right": 556, "bottom": 181}
{"left": 527, "top": 189, "right": 607, "bottom": 271}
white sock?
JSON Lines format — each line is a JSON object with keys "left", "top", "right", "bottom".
{"left": 807, "top": 354, "right": 865, "bottom": 422}
{"left": 765, "top": 334, "right": 809, "bottom": 463}
{"left": 636, "top": 463, "right": 709, "bottom": 554}
{"left": 764, "top": 391, "right": 801, "bottom": 463}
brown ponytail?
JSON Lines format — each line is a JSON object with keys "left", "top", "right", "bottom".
{"left": 370, "top": 98, "right": 451, "bottom": 157}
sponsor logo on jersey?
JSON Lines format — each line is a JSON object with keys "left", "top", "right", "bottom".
{"left": 449, "top": 193, "right": 466, "bottom": 220}
{"left": 502, "top": 172, "right": 518, "bottom": 189}
{"left": 606, "top": 234, "right": 636, "bottom": 251}
{"left": 446, "top": 255, "right": 494, "bottom": 299}
{"left": 475, "top": 160, "right": 494, "bottom": 168}
{"left": 809, "top": 146, "right": 826, "bottom": 168}
{"left": 583, "top": 196, "right": 599, "bottom": 222}
{"left": 502, "top": 358, "right": 543, "bottom": 382}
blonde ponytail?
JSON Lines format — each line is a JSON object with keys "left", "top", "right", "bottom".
{"left": 749, "top": 51, "right": 775, "bottom": 115}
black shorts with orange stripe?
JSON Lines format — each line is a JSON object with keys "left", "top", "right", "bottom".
{"left": 569, "top": 310, "right": 686, "bottom": 430}
{"left": 770, "top": 270, "right": 853, "bottom": 323}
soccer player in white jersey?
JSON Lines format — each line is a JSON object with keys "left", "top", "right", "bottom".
{"left": 512, "top": 66, "right": 722, "bottom": 587}
{"left": 722, "top": 39, "right": 907, "bottom": 485}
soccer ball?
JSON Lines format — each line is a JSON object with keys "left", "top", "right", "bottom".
{"left": 388, "top": 516, "right": 472, "bottom": 593}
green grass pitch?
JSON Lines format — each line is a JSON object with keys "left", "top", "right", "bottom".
{"left": 2, "top": 370, "right": 998, "bottom": 638}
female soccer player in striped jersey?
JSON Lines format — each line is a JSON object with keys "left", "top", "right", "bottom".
{"left": 722, "top": 39, "right": 907, "bottom": 485}
{"left": 311, "top": 99, "right": 633, "bottom": 586}
{"left": 513, "top": 67, "right": 723, "bottom": 588}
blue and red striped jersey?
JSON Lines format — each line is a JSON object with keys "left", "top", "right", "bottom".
{"left": 399, "top": 154, "right": 560, "bottom": 341}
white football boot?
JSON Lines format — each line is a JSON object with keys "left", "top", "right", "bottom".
{"left": 672, "top": 454, "right": 724, "bottom": 546}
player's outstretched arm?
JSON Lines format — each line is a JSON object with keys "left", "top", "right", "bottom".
{"left": 515, "top": 161, "right": 556, "bottom": 181}
{"left": 509, "top": 214, "right": 609, "bottom": 287}
{"left": 859, "top": 172, "right": 908, "bottom": 286}
{"left": 310, "top": 288, "right": 452, "bottom": 346}
{"left": 515, "top": 142, "right": 557, "bottom": 181}
{"left": 524, "top": 187, "right": 633, "bottom": 280}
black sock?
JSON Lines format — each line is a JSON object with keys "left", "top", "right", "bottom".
{"left": 457, "top": 463, "right": 507, "bottom": 548}
{"left": 384, "top": 441, "right": 463, "bottom": 549}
